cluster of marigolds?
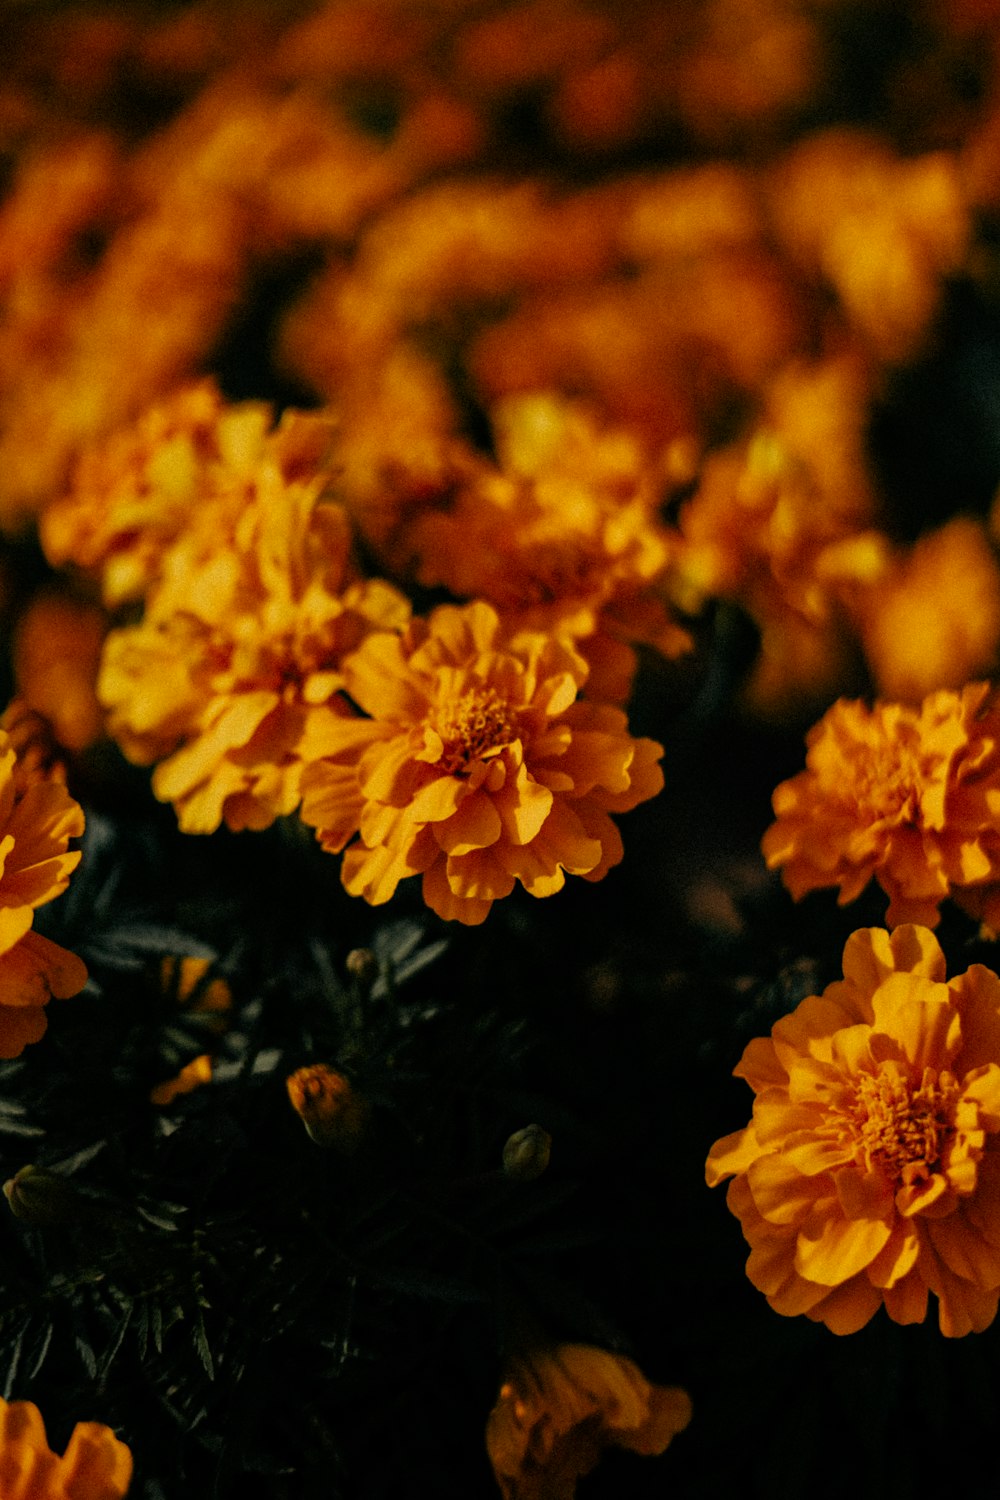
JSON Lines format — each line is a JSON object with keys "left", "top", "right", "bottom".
{"left": 9, "top": 0, "right": 1000, "bottom": 1493}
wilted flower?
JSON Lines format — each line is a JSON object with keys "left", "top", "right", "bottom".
{"left": 299, "top": 600, "right": 664, "bottom": 924}
{"left": 486, "top": 1342, "right": 691, "bottom": 1500}
{"left": 0, "top": 723, "right": 87, "bottom": 1058}
{"left": 761, "top": 682, "right": 1000, "bottom": 927}
{"left": 0, "top": 1395, "right": 132, "bottom": 1498}
{"left": 707, "top": 926, "right": 1000, "bottom": 1336}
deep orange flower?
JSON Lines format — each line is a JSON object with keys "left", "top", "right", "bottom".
{"left": 486, "top": 1343, "right": 691, "bottom": 1500}
{"left": 0, "top": 1396, "right": 131, "bottom": 1499}
{"left": 761, "top": 682, "right": 1000, "bottom": 927}
{"left": 707, "top": 926, "right": 1000, "bottom": 1336}
{"left": 0, "top": 725, "right": 87, "bottom": 1058}
{"left": 96, "top": 410, "right": 410, "bottom": 835}
{"left": 299, "top": 601, "right": 664, "bottom": 924}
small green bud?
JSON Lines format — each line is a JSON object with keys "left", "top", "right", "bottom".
{"left": 502, "top": 1124, "right": 552, "bottom": 1182}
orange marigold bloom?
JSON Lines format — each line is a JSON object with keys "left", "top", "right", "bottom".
{"left": 40, "top": 379, "right": 270, "bottom": 607}
{"left": 852, "top": 518, "right": 1000, "bottom": 703}
{"left": 761, "top": 682, "right": 1000, "bottom": 927}
{"left": 0, "top": 724, "right": 87, "bottom": 1058}
{"left": 299, "top": 601, "right": 664, "bottom": 924}
{"left": 403, "top": 393, "right": 690, "bottom": 701}
{"left": 96, "top": 409, "right": 410, "bottom": 835}
{"left": 707, "top": 925, "right": 1000, "bottom": 1337}
{"left": 13, "top": 592, "right": 107, "bottom": 753}
{"left": 486, "top": 1343, "right": 691, "bottom": 1500}
{"left": 0, "top": 1395, "right": 132, "bottom": 1499}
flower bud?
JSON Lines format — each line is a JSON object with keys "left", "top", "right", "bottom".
{"left": 286, "top": 1064, "right": 368, "bottom": 1151}
{"left": 4, "top": 1165, "right": 82, "bottom": 1226}
{"left": 345, "top": 948, "right": 379, "bottom": 988}
{"left": 502, "top": 1124, "right": 552, "bottom": 1181}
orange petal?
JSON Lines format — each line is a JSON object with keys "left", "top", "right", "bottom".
{"left": 794, "top": 1210, "right": 892, "bottom": 1286}
{"left": 435, "top": 793, "right": 502, "bottom": 855}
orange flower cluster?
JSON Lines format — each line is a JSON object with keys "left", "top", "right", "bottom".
{"left": 0, "top": 717, "right": 87, "bottom": 1058}
{"left": 762, "top": 682, "right": 1000, "bottom": 928}
{"left": 0, "top": 1396, "right": 131, "bottom": 1499}
{"left": 708, "top": 926, "right": 1000, "bottom": 1336}
{"left": 300, "top": 601, "right": 664, "bottom": 924}
{"left": 95, "top": 399, "right": 409, "bottom": 835}
{"left": 486, "top": 1343, "right": 691, "bottom": 1500}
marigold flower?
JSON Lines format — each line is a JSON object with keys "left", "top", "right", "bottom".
{"left": 149, "top": 1053, "right": 213, "bottom": 1107}
{"left": 852, "top": 518, "right": 1000, "bottom": 703}
{"left": 0, "top": 1395, "right": 132, "bottom": 1499}
{"left": 769, "top": 129, "right": 969, "bottom": 361}
{"left": 149, "top": 956, "right": 231, "bottom": 1107}
{"left": 0, "top": 724, "right": 87, "bottom": 1058}
{"left": 403, "top": 393, "right": 690, "bottom": 701}
{"left": 486, "top": 1342, "right": 691, "bottom": 1500}
{"left": 707, "top": 925, "right": 1000, "bottom": 1336}
{"left": 761, "top": 682, "right": 1000, "bottom": 927}
{"left": 96, "top": 407, "right": 410, "bottom": 834}
{"left": 13, "top": 592, "right": 107, "bottom": 753}
{"left": 299, "top": 601, "right": 664, "bottom": 924}
{"left": 40, "top": 379, "right": 271, "bottom": 607}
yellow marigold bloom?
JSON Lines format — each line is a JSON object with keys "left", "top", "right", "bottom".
{"left": 97, "top": 411, "right": 410, "bottom": 835}
{"left": 299, "top": 601, "right": 664, "bottom": 924}
{"left": 0, "top": 725, "right": 87, "bottom": 1059}
{"left": 486, "top": 1343, "right": 691, "bottom": 1500}
{"left": 707, "top": 925, "right": 1000, "bottom": 1337}
{"left": 0, "top": 1395, "right": 132, "bottom": 1499}
{"left": 762, "top": 682, "right": 1000, "bottom": 928}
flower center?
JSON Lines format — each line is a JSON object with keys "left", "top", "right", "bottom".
{"left": 849, "top": 1063, "right": 958, "bottom": 1183}
{"left": 430, "top": 687, "right": 519, "bottom": 774}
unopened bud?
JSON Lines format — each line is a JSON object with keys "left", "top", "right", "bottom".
{"left": 345, "top": 948, "right": 379, "bottom": 987}
{"left": 4, "top": 1165, "right": 82, "bottom": 1226}
{"left": 502, "top": 1124, "right": 552, "bottom": 1181}
{"left": 286, "top": 1064, "right": 368, "bottom": 1151}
